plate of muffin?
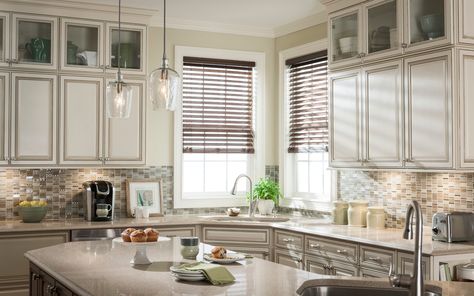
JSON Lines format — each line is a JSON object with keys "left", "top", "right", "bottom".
{"left": 113, "top": 227, "right": 170, "bottom": 244}
{"left": 203, "top": 246, "right": 246, "bottom": 264}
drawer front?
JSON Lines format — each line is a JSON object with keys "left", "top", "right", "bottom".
{"left": 202, "top": 227, "right": 270, "bottom": 245}
{"left": 305, "top": 235, "right": 358, "bottom": 263}
{"left": 397, "top": 251, "right": 431, "bottom": 280}
{"left": 360, "top": 245, "right": 396, "bottom": 272}
{"left": 274, "top": 248, "right": 304, "bottom": 270}
{"left": 275, "top": 230, "right": 304, "bottom": 251}
{"left": 305, "top": 254, "right": 358, "bottom": 277}
{"left": 220, "top": 245, "right": 271, "bottom": 261}
{"left": 360, "top": 267, "right": 389, "bottom": 278}
{"left": 156, "top": 227, "right": 196, "bottom": 238}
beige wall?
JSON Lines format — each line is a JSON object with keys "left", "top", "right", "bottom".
{"left": 146, "top": 23, "right": 327, "bottom": 166}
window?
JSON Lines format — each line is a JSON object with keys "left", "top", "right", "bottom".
{"left": 279, "top": 40, "right": 334, "bottom": 210}
{"left": 174, "top": 46, "right": 265, "bottom": 208}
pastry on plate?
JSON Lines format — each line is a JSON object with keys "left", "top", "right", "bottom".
{"left": 130, "top": 229, "right": 147, "bottom": 243}
{"left": 211, "top": 246, "right": 227, "bottom": 259}
{"left": 144, "top": 228, "right": 159, "bottom": 242}
{"left": 121, "top": 228, "right": 136, "bottom": 242}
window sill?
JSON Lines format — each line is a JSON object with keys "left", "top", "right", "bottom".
{"left": 174, "top": 195, "right": 248, "bottom": 209}
{"left": 279, "top": 197, "right": 332, "bottom": 212}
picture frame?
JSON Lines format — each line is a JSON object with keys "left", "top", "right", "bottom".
{"left": 126, "top": 179, "right": 163, "bottom": 217}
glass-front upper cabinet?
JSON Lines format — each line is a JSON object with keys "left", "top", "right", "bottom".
{"left": 0, "top": 12, "right": 10, "bottom": 67}
{"left": 105, "top": 23, "right": 146, "bottom": 75}
{"left": 364, "top": 0, "right": 403, "bottom": 60}
{"left": 329, "top": 7, "right": 362, "bottom": 66}
{"left": 11, "top": 14, "right": 58, "bottom": 70}
{"left": 405, "top": 0, "right": 452, "bottom": 51}
{"left": 61, "top": 18, "right": 104, "bottom": 72}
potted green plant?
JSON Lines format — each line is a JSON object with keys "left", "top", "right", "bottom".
{"left": 253, "top": 179, "right": 283, "bottom": 215}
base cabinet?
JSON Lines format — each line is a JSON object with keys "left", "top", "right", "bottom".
{"left": 30, "top": 264, "right": 74, "bottom": 296}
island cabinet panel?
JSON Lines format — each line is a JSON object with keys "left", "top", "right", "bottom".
{"left": 0, "top": 231, "right": 69, "bottom": 296}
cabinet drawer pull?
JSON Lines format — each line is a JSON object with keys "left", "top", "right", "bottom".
{"left": 309, "top": 243, "right": 321, "bottom": 249}
{"left": 336, "top": 249, "right": 348, "bottom": 254}
{"left": 32, "top": 273, "right": 40, "bottom": 281}
{"left": 368, "top": 256, "right": 382, "bottom": 262}
{"left": 282, "top": 238, "right": 295, "bottom": 243}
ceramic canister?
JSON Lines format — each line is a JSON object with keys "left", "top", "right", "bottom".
{"left": 366, "top": 206, "right": 385, "bottom": 229}
{"left": 332, "top": 201, "right": 348, "bottom": 225}
{"left": 348, "top": 200, "right": 369, "bottom": 227}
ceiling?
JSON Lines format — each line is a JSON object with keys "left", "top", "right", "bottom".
{"left": 69, "top": 0, "right": 327, "bottom": 37}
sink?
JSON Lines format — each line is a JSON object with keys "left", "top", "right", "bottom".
{"left": 205, "top": 216, "right": 290, "bottom": 223}
{"left": 297, "top": 280, "right": 441, "bottom": 296}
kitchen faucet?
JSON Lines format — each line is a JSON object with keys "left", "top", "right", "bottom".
{"left": 230, "top": 174, "right": 256, "bottom": 217}
{"left": 389, "top": 200, "right": 424, "bottom": 296}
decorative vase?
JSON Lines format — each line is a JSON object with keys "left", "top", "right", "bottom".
{"left": 257, "top": 199, "right": 274, "bottom": 215}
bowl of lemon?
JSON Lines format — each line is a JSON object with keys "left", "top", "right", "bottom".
{"left": 17, "top": 200, "right": 48, "bottom": 223}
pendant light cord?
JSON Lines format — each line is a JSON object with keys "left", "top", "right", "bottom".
{"left": 162, "top": 0, "right": 167, "bottom": 62}
{"left": 117, "top": 0, "right": 122, "bottom": 81}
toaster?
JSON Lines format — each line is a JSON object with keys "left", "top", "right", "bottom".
{"left": 432, "top": 212, "right": 474, "bottom": 243}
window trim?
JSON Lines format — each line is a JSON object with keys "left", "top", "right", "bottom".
{"left": 174, "top": 46, "right": 265, "bottom": 209}
{"left": 278, "top": 39, "right": 336, "bottom": 211}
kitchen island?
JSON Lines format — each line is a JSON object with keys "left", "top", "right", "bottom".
{"left": 25, "top": 238, "right": 474, "bottom": 296}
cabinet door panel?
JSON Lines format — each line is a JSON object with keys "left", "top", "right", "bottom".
{"left": 0, "top": 72, "right": 9, "bottom": 165}
{"left": 404, "top": 50, "right": 453, "bottom": 168}
{"left": 329, "top": 69, "right": 361, "bottom": 167}
{"left": 397, "top": 251, "right": 431, "bottom": 280}
{"left": 460, "top": 51, "right": 474, "bottom": 167}
{"left": 11, "top": 73, "right": 57, "bottom": 164}
{"left": 60, "top": 76, "right": 103, "bottom": 164}
{"left": 364, "top": 61, "right": 403, "bottom": 167}
{"left": 459, "top": 0, "right": 474, "bottom": 44}
{"left": 274, "top": 249, "right": 304, "bottom": 270}
{"left": 104, "top": 79, "right": 145, "bottom": 165}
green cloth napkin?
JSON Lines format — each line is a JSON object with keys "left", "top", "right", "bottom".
{"left": 177, "top": 262, "right": 235, "bottom": 285}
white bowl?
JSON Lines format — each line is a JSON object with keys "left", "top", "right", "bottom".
{"left": 338, "top": 37, "right": 357, "bottom": 54}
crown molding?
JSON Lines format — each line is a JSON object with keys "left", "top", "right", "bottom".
{"left": 273, "top": 11, "right": 328, "bottom": 38}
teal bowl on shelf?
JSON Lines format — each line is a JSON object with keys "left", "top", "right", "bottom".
{"left": 18, "top": 207, "right": 47, "bottom": 223}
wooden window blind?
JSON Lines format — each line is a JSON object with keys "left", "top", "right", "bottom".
{"left": 182, "top": 56, "right": 255, "bottom": 153}
{"left": 286, "top": 50, "right": 328, "bottom": 153}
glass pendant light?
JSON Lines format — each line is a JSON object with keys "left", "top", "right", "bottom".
{"left": 149, "top": 0, "right": 180, "bottom": 111}
{"left": 106, "top": 0, "right": 133, "bottom": 118}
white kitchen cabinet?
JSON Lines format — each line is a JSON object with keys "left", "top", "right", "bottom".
{"left": 60, "top": 76, "right": 103, "bottom": 165}
{"left": 403, "top": 0, "right": 453, "bottom": 53}
{"left": 404, "top": 50, "right": 453, "bottom": 168}
{"left": 363, "top": 60, "right": 403, "bottom": 167}
{"left": 104, "top": 79, "right": 145, "bottom": 165}
{"left": 105, "top": 23, "right": 146, "bottom": 75}
{"left": 11, "top": 73, "right": 57, "bottom": 165}
{"left": 0, "top": 72, "right": 9, "bottom": 165}
{"left": 11, "top": 14, "right": 58, "bottom": 70}
{"left": 0, "top": 12, "right": 10, "bottom": 68}
{"left": 458, "top": 0, "right": 474, "bottom": 44}
{"left": 329, "top": 68, "right": 362, "bottom": 167}
{"left": 60, "top": 18, "right": 104, "bottom": 73}
{"left": 459, "top": 50, "right": 474, "bottom": 168}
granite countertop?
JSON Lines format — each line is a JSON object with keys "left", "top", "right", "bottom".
{"left": 3, "top": 215, "right": 474, "bottom": 256}
{"left": 25, "top": 239, "right": 474, "bottom": 296}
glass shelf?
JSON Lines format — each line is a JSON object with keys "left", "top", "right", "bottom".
{"left": 367, "top": 0, "right": 398, "bottom": 54}
{"left": 17, "top": 20, "right": 52, "bottom": 64}
{"left": 331, "top": 12, "right": 359, "bottom": 62}
{"left": 409, "top": 0, "right": 445, "bottom": 44}
{"left": 110, "top": 29, "right": 141, "bottom": 70}
{"left": 65, "top": 24, "right": 99, "bottom": 67}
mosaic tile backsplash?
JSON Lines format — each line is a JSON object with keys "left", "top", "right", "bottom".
{"left": 0, "top": 166, "right": 280, "bottom": 221}
{"left": 337, "top": 171, "right": 474, "bottom": 228}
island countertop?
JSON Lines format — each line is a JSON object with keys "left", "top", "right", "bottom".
{"left": 25, "top": 239, "right": 474, "bottom": 296}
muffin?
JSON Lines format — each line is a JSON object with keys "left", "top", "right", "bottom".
{"left": 211, "top": 246, "right": 227, "bottom": 259}
{"left": 144, "top": 228, "right": 159, "bottom": 242}
{"left": 121, "top": 228, "right": 136, "bottom": 242}
{"left": 130, "top": 229, "right": 147, "bottom": 243}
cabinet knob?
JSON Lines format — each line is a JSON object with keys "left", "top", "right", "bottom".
{"left": 32, "top": 273, "right": 40, "bottom": 281}
{"left": 336, "top": 249, "right": 348, "bottom": 254}
{"left": 105, "top": 65, "right": 111, "bottom": 69}
{"left": 309, "top": 243, "right": 320, "bottom": 249}
{"left": 105, "top": 157, "right": 110, "bottom": 161}
{"left": 358, "top": 52, "right": 366, "bottom": 58}
{"left": 401, "top": 43, "right": 408, "bottom": 49}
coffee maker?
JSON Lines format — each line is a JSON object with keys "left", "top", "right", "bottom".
{"left": 83, "top": 181, "right": 115, "bottom": 221}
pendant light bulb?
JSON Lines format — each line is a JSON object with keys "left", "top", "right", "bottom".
{"left": 149, "top": 0, "right": 180, "bottom": 111}
{"left": 106, "top": 0, "right": 133, "bottom": 119}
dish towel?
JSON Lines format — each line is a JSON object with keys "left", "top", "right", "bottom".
{"left": 178, "top": 262, "right": 235, "bottom": 285}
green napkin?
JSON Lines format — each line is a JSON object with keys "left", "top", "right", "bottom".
{"left": 178, "top": 262, "right": 235, "bottom": 285}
